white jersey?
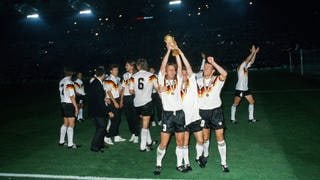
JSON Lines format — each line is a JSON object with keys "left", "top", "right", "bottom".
{"left": 74, "top": 78, "right": 86, "bottom": 96}
{"left": 104, "top": 75, "right": 121, "bottom": 99}
{"left": 181, "top": 73, "right": 202, "bottom": 125}
{"left": 59, "top": 76, "right": 75, "bottom": 103}
{"left": 235, "top": 61, "right": 252, "bottom": 91}
{"left": 122, "top": 72, "right": 134, "bottom": 96}
{"left": 158, "top": 72, "right": 183, "bottom": 111}
{"left": 130, "top": 70, "right": 158, "bottom": 107}
{"left": 197, "top": 76, "right": 225, "bottom": 110}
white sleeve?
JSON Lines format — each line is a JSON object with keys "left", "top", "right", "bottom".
{"left": 103, "top": 81, "right": 111, "bottom": 91}
{"left": 66, "top": 84, "right": 75, "bottom": 97}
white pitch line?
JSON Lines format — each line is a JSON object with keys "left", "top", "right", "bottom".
{"left": 223, "top": 88, "right": 320, "bottom": 94}
{"left": 0, "top": 173, "right": 173, "bottom": 180}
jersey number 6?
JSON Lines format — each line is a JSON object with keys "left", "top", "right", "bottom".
{"left": 138, "top": 78, "right": 144, "bottom": 90}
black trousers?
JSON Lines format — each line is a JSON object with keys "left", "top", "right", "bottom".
{"left": 123, "top": 95, "right": 139, "bottom": 136}
{"left": 151, "top": 93, "right": 163, "bottom": 123}
{"left": 91, "top": 117, "right": 107, "bottom": 150}
{"left": 107, "top": 98, "right": 121, "bottom": 137}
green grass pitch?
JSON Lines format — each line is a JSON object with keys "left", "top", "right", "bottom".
{"left": 0, "top": 71, "right": 319, "bottom": 179}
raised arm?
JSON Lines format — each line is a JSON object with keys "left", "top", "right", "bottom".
{"left": 207, "top": 56, "right": 228, "bottom": 81}
{"left": 200, "top": 52, "right": 206, "bottom": 71}
{"left": 244, "top": 45, "right": 256, "bottom": 64}
{"left": 175, "top": 54, "right": 182, "bottom": 77}
{"left": 248, "top": 47, "right": 260, "bottom": 65}
{"left": 179, "top": 50, "right": 193, "bottom": 76}
{"left": 160, "top": 45, "right": 171, "bottom": 74}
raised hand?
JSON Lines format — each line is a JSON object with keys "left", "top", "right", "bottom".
{"left": 207, "top": 56, "right": 215, "bottom": 64}
{"left": 201, "top": 52, "right": 206, "bottom": 59}
{"left": 255, "top": 47, "right": 260, "bottom": 54}
{"left": 250, "top": 45, "right": 256, "bottom": 53}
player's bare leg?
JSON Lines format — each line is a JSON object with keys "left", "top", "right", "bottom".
{"left": 231, "top": 96, "right": 241, "bottom": 123}
{"left": 215, "top": 129, "right": 229, "bottom": 172}
{"left": 245, "top": 95, "right": 256, "bottom": 123}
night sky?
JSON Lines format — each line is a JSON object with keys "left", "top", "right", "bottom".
{"left": 0, "top": 0, "right": 319, "bottom": 81}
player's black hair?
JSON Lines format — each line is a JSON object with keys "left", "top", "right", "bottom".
{"left": 95, "top": 66, "right": 105, "bottom": 77}
{"left": 108, "top": 64, "right": 119, "bottom": 72}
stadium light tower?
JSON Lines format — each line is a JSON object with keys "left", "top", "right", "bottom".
{"left": 15, "top": 3, "right": 40, "bottom": 19}
{"left": 169, "top": 0, "right": 182, "bottom": 5}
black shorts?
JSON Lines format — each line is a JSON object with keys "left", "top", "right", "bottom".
{"left": 135, "top": 101, "right": 154, "bottom": 116}
{"left": 199, "top": 107, "right": 225, "bottom": 130}
{"left": 161, "top": 110, "right": 186, "bottom": 133}
{"left": 234, "top": 90, "right": 251, "bottom": 98}
{"left": 185, "top": 119, "right": 204, "bottom": 133}
{"left": 76, "top": 95, "right": 86, "bottom": 104}
{"left": 61, "top": 103, "right": 75, "bottom": 118}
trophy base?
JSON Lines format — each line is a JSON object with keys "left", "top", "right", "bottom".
{"left": 172, "top": 49, "right": 180, "bottom": 56}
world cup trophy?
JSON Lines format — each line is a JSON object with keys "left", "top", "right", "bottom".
{"left": 164, "top": 34, "right": 180, "bottom": 56}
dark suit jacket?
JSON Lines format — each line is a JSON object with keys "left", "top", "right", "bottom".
{"left": 87, "top": 78, "right": 110, "bottom": 118}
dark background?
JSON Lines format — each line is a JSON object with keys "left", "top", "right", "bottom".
{"left": 1, "top": 0, "right": 319, "bottom": 82}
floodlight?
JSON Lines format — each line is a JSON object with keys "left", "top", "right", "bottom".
{"left": 169, "top": 1, "right": 182, "bottom": 5}
{"left": 27, "top": 13, "right": 39, "bottom": 19}
{"left": 79, "top": 9, "right": 92, "bottom": 14}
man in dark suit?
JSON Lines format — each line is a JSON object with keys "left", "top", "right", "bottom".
{"left": 88, "top": 67, "right": 114, "bottom": 152}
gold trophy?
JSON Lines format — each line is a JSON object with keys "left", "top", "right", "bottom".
{"left": 164, "top": 34, "right": 180, "bottom": 56}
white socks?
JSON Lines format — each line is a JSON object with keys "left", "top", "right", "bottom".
{"left": 249, "top": 104, "right": 254, "bottom": 120}
{"left": 176, "top": 146, "right": 184, "bottom": 167}
{"left": 140, "top": 128, "right": 148, "bottom": 150}
{"left": 183, "top": 146, "right": 190, "bottom": 165}
{"left": 59, "top": 125, "right": 67, "bottom": 144}
{"left": 217, "top": 140, "right": 227, "bottom": 166}
{"left": 106, "top": 118, "right": 111, "bottom": 132}
{"left": 77, "top": 108, "right": 83, "bottom": 120}
{"left": 146, "top": 129, "right": 152, "bottom": 145}
{"left": 67, "top": 127, "right": 74, "bottom": 146}
{"left": 196, "top": 143, "right": 204, "bottom": 159}
{"left": 232, "top": 104, "right": 255, "bottom": 120}
{"left": 231, "top": 105, "right": 237, "bottom": 121}
{"left": 156, "top": 146, "right": 166, "bottom": 167}
{"left": 203, "top": 140, "right": 210, "bottom": 157}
